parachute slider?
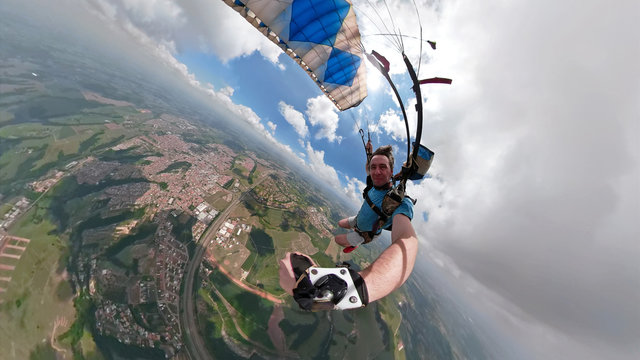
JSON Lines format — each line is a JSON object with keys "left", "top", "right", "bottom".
{"left": 419, "top": 77, "right": 452, "bottom": 85}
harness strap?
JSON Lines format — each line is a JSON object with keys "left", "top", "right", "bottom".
{"left": 364, "top": 190, "right": 388, "bottom": 222}
{"left": 360, "top": 176, "right": 396, "bottom": 243}
{"left": 354, "top": 228, "right": 374, "bottom": 244}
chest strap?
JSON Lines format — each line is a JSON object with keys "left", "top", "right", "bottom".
{"left": 361, "top": 177, "right": 394, "bottom": 242}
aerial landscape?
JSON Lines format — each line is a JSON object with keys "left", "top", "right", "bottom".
{"left": 0, "top": 4, "right": 464, "bottom": 359}
{"left": 2, "top": 1, "right": 637, "bottom": 360}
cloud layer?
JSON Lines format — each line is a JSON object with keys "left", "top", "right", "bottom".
{"left": 89, "top": 0, "right": 283, "bottom": 63}
{"left": 404, "top": 0, "right": 640, "bottom": 358}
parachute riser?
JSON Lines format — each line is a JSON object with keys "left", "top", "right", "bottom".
{"left": 359, "top": 128, "right": 372, "bottom": 161}
{"left": 365, "top": 51, "right": 413, "bottom": 175}
{"left": 365, "top": 50, "right": 420, "bottom": 217}
{"left": 366, "top": 50, "right": 446, "bottom": 193}
{"left": 403, "top": 52, "right": 423, "bottom": 181}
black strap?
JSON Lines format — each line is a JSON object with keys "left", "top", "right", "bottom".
{"left": 290, "top": 254, "right": 313, "bottom": 279}
{"left": 292, "top": 278, "right": 316, "bottom": 311}
{"left": 364, "top": 191, "right": 388, "bottom": 222}
{"left": 291, "top": 254, "right": 317, "bottom": 310}
{"left": 348, "top": 268, "right": 369, "bottom": 306}
{"left": 361, "top": 177, "right": 391, "bottom": 240}
{"left": 362, "top": 176, "right": 389, "bottom": 223}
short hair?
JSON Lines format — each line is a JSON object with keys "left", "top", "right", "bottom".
{"left": 368, "top": 145, "right": 394, "bottom": 171}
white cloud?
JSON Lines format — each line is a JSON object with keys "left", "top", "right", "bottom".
{"left": 306, "top": 95, "right": 343, "bottom": 143}
{"left": 404, "top": 0, "right": 640, "bottom": 358}
{"left": 343, "top": 175, "right": 366, "bottom": 206}
{"left": 266, "top": 121, "right": 276, "bottom": 134}
{"left": 278, "top": 101, "right": 309, "bottom": 138}
{"left": 304, "top": 142, "right": 341, "bottom": 190}
{"left": 218, "top": 86, "right": 234, "bottom": 97}
{"left": 382, "top": 85, "right": 399, "bottom": 108}
{"left": 120, "top": 0, "right": 184, "bottom": 26}
{"left": 87, "top": 0, "right": 283, "bottom": 64}
{"left": 378, "top": 108, "right": 406, "bottom": 141}
{"left": 209, "top": 86, "right": 262, "bottom": 127}
{"left": 206, "top": 88, "right": 311, "bottom": 171}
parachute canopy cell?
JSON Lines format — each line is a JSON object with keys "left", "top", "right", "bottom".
{"left": 223, "top": 0, "right": 367, "bottom": 111}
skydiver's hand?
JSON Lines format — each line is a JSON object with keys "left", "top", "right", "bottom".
{"left": 279, "top": 252, "right": 316, "bottom": 295}
{"left": 365, "top": 140, "right": 373, "bottom": 155}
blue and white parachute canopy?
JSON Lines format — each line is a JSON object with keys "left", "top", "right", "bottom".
{"left": 222, "top": 0, "right": 367, "bottom": 111}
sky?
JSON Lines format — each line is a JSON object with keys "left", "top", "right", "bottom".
{"left": 4, "top": 0, "right": 640, "bottom": 359}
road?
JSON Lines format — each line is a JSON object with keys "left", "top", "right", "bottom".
{"left": 179, "top": 174, "right": 270, "bottom": 360}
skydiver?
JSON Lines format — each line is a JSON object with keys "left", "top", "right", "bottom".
{"left": 278, "top": 144, "right": 417, "bottom": 310}
{"left": 335, "top": 143, "right": 414, "bottom": 252}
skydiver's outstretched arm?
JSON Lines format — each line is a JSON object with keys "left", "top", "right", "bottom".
{"left": 280, "top": 213, "right": 418, "bottom": 306}
{"left": 359, "top": 213, "right": 418, "bottom": 302}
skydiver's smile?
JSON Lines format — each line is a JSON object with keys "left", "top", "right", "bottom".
{"left": 369, "top": 155, "right": 392, "bottom": 187}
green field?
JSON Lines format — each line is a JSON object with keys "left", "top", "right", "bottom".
{"left": 0, "top": 202, "right": 13, "bottom": 217}
{"left": 198, "top": 271, "right": 280, "bottom": 358}
{"left": 197, "top": 289, "right": 245, "bottom": 360}
{"left": 210, "top": 269, "right": 275, "bottom": 350}
{"left": 157, "top": 160, "right": 191, "bottom": 174}
{"left": 0, "top": 207, "right": 76, "bottom": 359}
{"left": 378, "top": 293, "right": 406, "bottom": 359}
{"left": 205, "top": 191, "right": 231, "bottom": 213}
{"left": 47, "top": 105, "right": 139, "bottom": 126}
{"left": 0, "top": 99, "right": 141, "bottom": 197}
{"left": 241, "top": 250, "right": 281, "bottom": 295}
{"left": 230, "top": 156, "right": 251, "bottom": 186}
{"left": 0, "top": 110, "right": 14, "bottom": 124}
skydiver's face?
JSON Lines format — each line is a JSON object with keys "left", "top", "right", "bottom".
{"left": 369, "top": 155, "right": 392, "bottom": 187}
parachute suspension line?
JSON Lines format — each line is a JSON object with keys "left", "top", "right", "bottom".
{"left": 365, "top": 106, "right": 384, "bottom": 149}
{"left": 364, "top": 112, "right": 372, "bottom": 158}
{"left": 359, "top": 129, "right": 369, "bottom": 156}
{"left": 349, "top": 111, "right": 361, "bottom": 136}
{"left": 364, "top": 33, "right": 436, "bottom": 44}
{"left": 359, "top": 0, "right": 402, "bottom": 52}
{"left": 381, "top": 0, "right": 402, "bottom": 52}
{"left": 370, "top": 108, "right": 383, "bottom": 137}
{"left": 361, "top": 106, "right": 371, "bottom": 136}
{"left": 366, "top": 51, "right": 412, "bottom": 166}
{"left": 364, "top": 0, "right": 400, "bottom": 50}
{"left": 347, "top": 109, "right": 370, "bottom": 160}
{"left": 411, "top": 0, "right": 424, "bottom": 77}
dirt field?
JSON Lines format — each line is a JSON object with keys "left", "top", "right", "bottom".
{"left": 208, "top": 256, "right": 283, "bottom": 304}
